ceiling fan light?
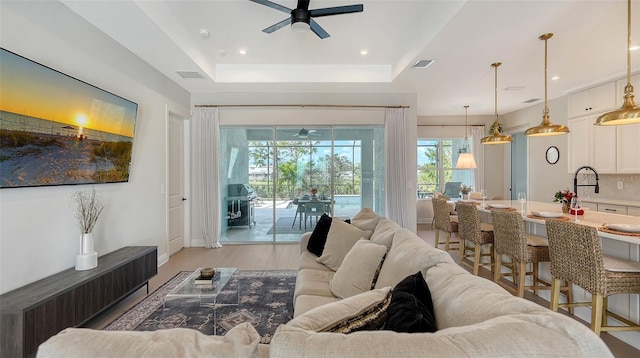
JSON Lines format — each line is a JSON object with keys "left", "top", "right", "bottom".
{"left": 291, "top": 21, "right": 310, "bottom": 33}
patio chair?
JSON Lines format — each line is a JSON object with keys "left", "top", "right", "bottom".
{"left": 443, "top": 182, "right": 462, "bottom": 198}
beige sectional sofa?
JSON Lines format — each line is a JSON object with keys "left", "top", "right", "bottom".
{"left": 38, "top": 209, "right": 613, "bottom": 358}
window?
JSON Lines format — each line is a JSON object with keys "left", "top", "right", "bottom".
{"left": 417, "top": 138, "right": 474, "bottom": 198}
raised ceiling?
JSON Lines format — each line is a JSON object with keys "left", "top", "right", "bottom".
{"left": 60, "top": 0, "right": 640, "bottom": 116}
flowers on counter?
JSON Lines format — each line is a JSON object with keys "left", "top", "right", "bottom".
{"left": 553, "top": 189, "right": 576, "bottom": 205}
{"left": 460, "top": 185, "right": 472, "bottom": 195}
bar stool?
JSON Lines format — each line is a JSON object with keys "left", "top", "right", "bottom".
{"left": 456, "top": 203, "right": 494, "bottom": 275}
{"left": 432, "top": 197, "right": 459, "bottom": 252}
{"left": 546, "top": 220, "right": 640, "bottom": 336}
{"left": 491, "top": 209, "right": 554, "bottom": 297}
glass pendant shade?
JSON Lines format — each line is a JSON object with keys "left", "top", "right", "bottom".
{"left": 525, "top": 33, "right": 570, "bottom": 136}
{"left": 481, "top": 62, "right": 512, "bottom": 144}
{"left": 456, "top": 105, "right": 477, "bottom": 169}
{"left": 595, "top": 0, "right": 640, "bottom": 126}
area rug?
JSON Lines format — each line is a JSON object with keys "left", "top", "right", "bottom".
{"left": 104, "top": 270, "right": 297, "bottom": 344}
{"left": 266, "top": 217, "right": 309, "bottom": 234}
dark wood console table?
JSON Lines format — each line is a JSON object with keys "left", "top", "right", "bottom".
{"left": 0, "top": 246, "right": 157, "bottom": 358}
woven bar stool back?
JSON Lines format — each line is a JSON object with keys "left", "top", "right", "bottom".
{"left": 546, "top": 220, "right": 640, "bottom": 336}
{"left": 490, "top": 209, "right": 552, "bottom": 297}
{"left": 456, "top": 203, "right": 494, "bottom": 275}
{"left": 432, "top": 197, "right": 459, "bottom": 252}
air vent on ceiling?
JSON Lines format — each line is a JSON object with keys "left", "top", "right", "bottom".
{"left": 176, "top": 71, "right": 205, "bottom": 79}
{"left": 412, "top": 59, "right": 435, "bottom": 69}
{"left": 523, "top": 98, "right": 541, "bottom": 103}
{"left": 504, "top": 86, "right": 525, "bottom": 91}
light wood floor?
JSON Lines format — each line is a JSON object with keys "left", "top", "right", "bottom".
{"left": 85, "top": 227, "right": 639, "bottom": 357}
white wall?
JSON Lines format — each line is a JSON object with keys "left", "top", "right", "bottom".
{"left": 0, "top": 1, "right": 190, "bottom": 294}
{"left": 502, "top": 96, "right": 572, "bottom": 203}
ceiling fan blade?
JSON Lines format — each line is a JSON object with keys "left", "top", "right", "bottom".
{"left": 263, "top": 17, "right": 292, "bottom": 33}
{"left": 309, "top": 19, "right": 330, "bottom": 39}
{"left": 249, "top": 0, "right": 292, "bottom": 14}
{"left": 310, "top": 4, "right": 363, "bottom": 18}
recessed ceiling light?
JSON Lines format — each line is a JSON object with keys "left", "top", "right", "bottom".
{"left": 239, "top": 49, "right": 247, "bottom": 55}
{"left": 630, "top": 44, "right": 640, "bottom": 51}
{"left": 360, "top": 49, "right": 368, "bottom": 55}
{"left": 551, "top": 76, "right": 560, "bottom": 80}
{"left": 199, "top": 29, "right": 209, "bottom": 38}
{"left": 412, "top": 59, "right": 435, "bottom": 69}
{"left": 218, "top": 49, "right": 227, "bottom": 57}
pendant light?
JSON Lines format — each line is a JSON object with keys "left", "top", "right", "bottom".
{"left": 595, "top": 0, "right": 640, "bottom": 126}
{"left": 481, "top": 62, "right": 512, "bottom": 144}
{"left": 525, "top": 33, "right": 570, "bottom": 136}
{"left": 456, "top": 105, "right": 478, "bottom": 169}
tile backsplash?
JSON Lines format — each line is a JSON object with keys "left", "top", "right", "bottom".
{"left": 577, "top": 174, "right": 640, "bottom": 202}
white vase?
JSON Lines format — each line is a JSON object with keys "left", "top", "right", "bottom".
{"left": 76, "top": 233, "right": 97, "bottom": 271}
{"left": 80, "top": 233, "right": 94, "bottom": 254}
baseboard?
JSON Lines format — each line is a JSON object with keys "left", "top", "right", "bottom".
{"left": 157, "top": 253, "right": 169, "bottom": 267}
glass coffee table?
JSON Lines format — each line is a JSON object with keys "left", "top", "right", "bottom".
{"left": 164, "top": 267, "right": 239, "bottom": 334}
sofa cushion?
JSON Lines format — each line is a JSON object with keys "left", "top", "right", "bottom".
{"left": 287, "top": 287, "right": 392, "bottom": 334}
{"left": 306, "top": 214, "right": 333, "bottom": 256}
{"left": 385, "top": 271, "right": 437, "bottom": 333}
{"left": 294, "top": 295, "right": 341, "bottom": 318}
{"left": 350, "top": 208, "right": 380, "bottom": 232}
{"left": 271, "top": 313, "right": 613, "bottom": 358}
{"left": 298, "top": 251, "right": 333, "bottom": 272}
{"left": 374, "top": 228, "right": 454, "bottom": 289}
{"left": 37, "top": 323, "right": 262, "bottom": 358}
{"left": 329, "top": 239, "right": 388, "bottom": 299}
{"left": 369, "top": 218, "right": 399, "bottom": 248}
{"left": 293, "top": 269, "right": 335, "bottom": 304}
{"left": 317, "top": 219, "right": 373, "bottom": 271}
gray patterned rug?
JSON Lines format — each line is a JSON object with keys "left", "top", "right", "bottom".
{"left": 104, "top": 270, "right": 297, "bottom": 343}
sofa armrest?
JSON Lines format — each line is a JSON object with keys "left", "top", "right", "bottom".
{"left": 300, "top": 232, "right": 312, "bottom": 253}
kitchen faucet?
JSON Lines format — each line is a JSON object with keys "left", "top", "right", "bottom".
{"left": 573, "top": 166, "right": 600, "bottom": 196}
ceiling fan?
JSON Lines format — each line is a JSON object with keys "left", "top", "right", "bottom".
{"left": 291, "top": 128, "right": 322, "bottom": 138}
{"left": 249, "top": 0, "right": 364, "bottom": 39}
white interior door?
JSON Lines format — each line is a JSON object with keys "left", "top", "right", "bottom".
{"left": 168, "top": 115, "right": 185, "bottom": 255}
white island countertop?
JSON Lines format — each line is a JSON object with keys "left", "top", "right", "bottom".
{"left": 477, "top": 200, "right": 640, "bottom": 245}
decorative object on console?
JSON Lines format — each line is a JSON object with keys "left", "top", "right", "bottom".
{"left": 72, "top": 187, "right": 104, "bottom": 270}
{"left": 525, "top": 33, "right": 570, "bottom": 137}
{"left": 595, "top": 0, "right": 640, "bottom": 126}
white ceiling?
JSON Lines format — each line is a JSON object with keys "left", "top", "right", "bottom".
{"left": 60, "top": 0, "right": 640, "bottom": 116}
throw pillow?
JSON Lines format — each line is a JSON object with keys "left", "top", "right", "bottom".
{"left": 307, "top": 213, "right": 333, "bottom": 256}
{"left": 330, "top": 239, "right": 388, "bottom": 299}
{"left": 287, "top": 287, "right": 392, "bottom": 333}
{"left": 385, "top": 271, "right": 437, "bottom": 333}
{"left": 317, "top": 218, "right": 373, "bottom": 271}
{"left": 350, "top": 208, "right": 380, "bottom": 232}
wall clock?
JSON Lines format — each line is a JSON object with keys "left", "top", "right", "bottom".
{"left": 545, "top": 146, "right": 559, "bottom": 165}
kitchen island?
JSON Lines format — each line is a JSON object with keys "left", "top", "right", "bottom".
{"left": 476, "top": 200, "right": 640, "bottom": 350}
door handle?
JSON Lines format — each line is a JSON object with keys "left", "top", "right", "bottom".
{"left": 182, "top": 198, "right": 187, "bottom": 201}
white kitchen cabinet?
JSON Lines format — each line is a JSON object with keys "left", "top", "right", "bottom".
{"left": 568, "top": 82, "right": 616, "bottom": 118}
{"left": 567, "top": 115, "right": 592, "bottom": 173}
{"left": 598, "top": 203, "right": 628, "bottom": 215}
{"left": 616, "top": 122, "right": 640, "bottom": 173}
{"left": 615, "top": 73, "right": 640, "bottom": 107}
{"left": 592, "top": 124, "right": 617, "bottom": 174}
{"left": 628, "top": 206, "right": 640, "bottom": 217}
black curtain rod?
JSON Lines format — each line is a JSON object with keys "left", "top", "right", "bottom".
{"left": 194, "top": 104, "right": 409, "bottom": 109}
{"left": 418, "top": 124, "right": 485, "bottom": 127}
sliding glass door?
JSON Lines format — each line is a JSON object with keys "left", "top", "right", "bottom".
{"left": 220, "top": 125, "right": 384, "bottom": 244}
